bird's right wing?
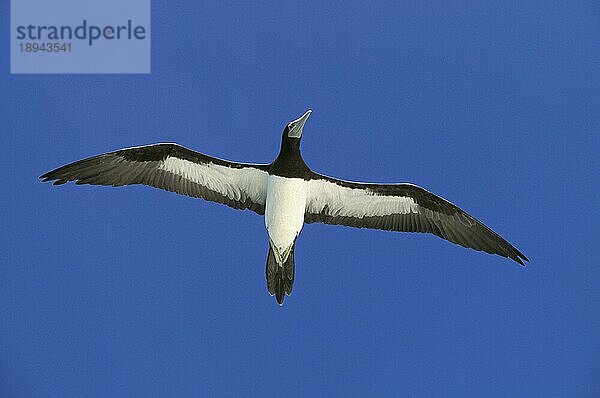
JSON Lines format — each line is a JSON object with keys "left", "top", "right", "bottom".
{"left": 40, "top": 143, "right": 270, "bottom": 215}
{"left": 305, "top": 173, "right": 528, "bottom": 265}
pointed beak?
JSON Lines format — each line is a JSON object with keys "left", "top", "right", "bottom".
{"left": 287, "top": 110, "right": 312, "bottom": 138}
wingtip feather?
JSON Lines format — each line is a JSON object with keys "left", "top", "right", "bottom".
{"left": 512, "top": 252, "right": 529, "bottom": 266}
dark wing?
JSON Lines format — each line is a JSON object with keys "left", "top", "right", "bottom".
{"left": 40, "top": 143, "right": 270, "bottom": 214}
{"left": 305, "top": 173, "right": 528, "bottom": 265}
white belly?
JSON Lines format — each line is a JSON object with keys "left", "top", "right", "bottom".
{"left": 265, "top": 175, "right": 308, "bottom": 264}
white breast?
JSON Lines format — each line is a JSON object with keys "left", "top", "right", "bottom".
{"left": 265, "top": 175, "right": 308, "bottom": 264}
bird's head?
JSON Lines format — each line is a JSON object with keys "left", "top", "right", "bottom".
{"left": 283, "top": 110, "right": 312, "bottom": 141}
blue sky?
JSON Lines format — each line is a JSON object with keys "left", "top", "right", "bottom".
{"left": 2, "top": 1, "right": 600, "bottom": 397}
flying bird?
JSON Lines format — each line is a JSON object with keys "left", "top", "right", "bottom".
{"left": 40, "top": 110, "right": 528, "bottom": 304}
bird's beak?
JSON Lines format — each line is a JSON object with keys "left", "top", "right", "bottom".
{"left": 287, "top": 110, "right": 312, "bottom": 138}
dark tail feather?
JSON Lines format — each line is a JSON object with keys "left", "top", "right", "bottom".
{"left": 266, "top": 245, "right": 295, "bottom": 305}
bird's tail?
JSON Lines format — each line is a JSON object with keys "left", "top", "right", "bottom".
{"left": 266, "top": 244, "right": 295, "bottom": 305}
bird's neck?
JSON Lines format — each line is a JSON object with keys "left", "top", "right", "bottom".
{"left": 271, "top": 138, "right": 309, "bottom": 177}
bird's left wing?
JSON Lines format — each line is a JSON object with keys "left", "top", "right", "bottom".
{"left": 305, "top": 173, "right": 528, "bottom": 265}
{"left": 40, "top": 143, "right": 270, "bottom": 214}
